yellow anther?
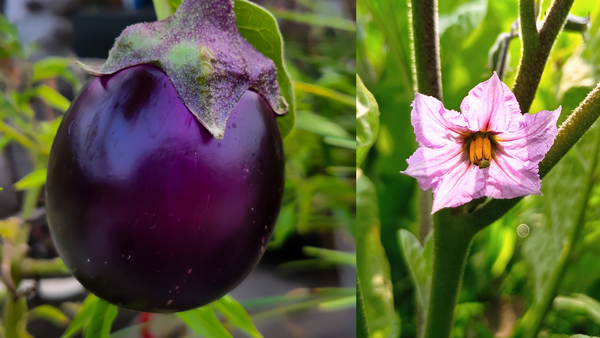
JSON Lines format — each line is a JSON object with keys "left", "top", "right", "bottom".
{"left": 475, "top": 136, "right": 483, "bottom": 161}
{"left": 468, "top": 132, "right": 493, "bottom": 169}
{"left": 482, "top": 136, "right": 491, "bottom": 160}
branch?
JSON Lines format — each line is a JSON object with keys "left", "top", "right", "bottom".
{"left": 512, "top": 0, "right": 575, "bottom": 113}
{"left": 519, "top": 0, "right": 539, "bottom": 55}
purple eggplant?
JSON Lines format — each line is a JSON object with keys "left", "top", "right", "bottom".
{"left": 46, "top": 64, "right": 285, "bottom": 312}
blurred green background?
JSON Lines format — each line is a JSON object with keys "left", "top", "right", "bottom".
{"left": 358, "top": 0, "right": 600, "bottom": 337}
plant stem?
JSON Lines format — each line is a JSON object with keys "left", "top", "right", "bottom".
{"left": 408, "top": 0, "right": 442, "bottom": 99}
{"left": 408, "top": 0, "right": 441, "bottom": 247}
{"left": 467, "top": 82, "right": 600, "bottom": 232}
{"left": 512, "top": 0, "right": 575, "bottom": 113}
{"left": 423, "top": 210, "right": 477, "bottom": 338}
{"left": 516, "top": 115, "right": 600, "bottom": 338}
{"left": 152, "top": 0, "right": 174, "bottom": 20}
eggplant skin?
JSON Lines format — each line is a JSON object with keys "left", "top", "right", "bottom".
{"left": 46, "top": 64, "right": 284, "bottom": 312}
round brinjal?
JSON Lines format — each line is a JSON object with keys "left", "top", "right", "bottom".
{"left": 46, "top": 64, "right": 285, "bottom": 312}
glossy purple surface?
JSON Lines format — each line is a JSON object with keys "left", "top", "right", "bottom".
{"left": 46, "top": 65, "right": 284, "bottom": 312}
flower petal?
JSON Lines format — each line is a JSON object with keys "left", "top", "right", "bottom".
{"left": 485, "top": 151, "right": 542, "bottom": 199}
{"left": 402, "top": 144, "right": 464, "bottom": 191}
{"left": 495, "top": 107, "right": 561, "bottom": 163}
{"left": 431, "top": 161, "right": 486, "bottom": 214}
{"left": 460, "top": 72, "right": 524, "bottom": 133}
{"left": 411, "top": 93, "right": 468, "bottom": 148}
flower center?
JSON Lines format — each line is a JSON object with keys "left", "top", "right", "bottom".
{"left": 468, "top": 132, "right": 493, "bottom": 169}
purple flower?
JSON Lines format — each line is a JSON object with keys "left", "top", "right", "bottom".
{"left": 402, "top": 73, "right": 561, "bottom": 214}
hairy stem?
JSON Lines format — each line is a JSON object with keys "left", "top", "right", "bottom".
{"left": 518, "top": 0, "right": 539, "bottom": 54}
{"left": 408, "top": 0, "right": 442, "bottom": 99}
{"left": 423, "top": 210, "right": 477, "bottom": 338}
{"left": 408, "top": 0, "right": 441, "bottom": 251}
{"left": 516, "top": 117, "right": 600, "bottom": 338}
{"left": 512, "top": 0, "right": 575, "bottom": 113}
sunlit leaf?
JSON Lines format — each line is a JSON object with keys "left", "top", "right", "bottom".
{"left": 302, "top": 246, "right": 356, "bottom": 266}
{"left": 28, "top": 305, "right": 70, "bottom": 327}
{"left": 267, "top": 8, "right": 356, "bottom": 32}
{"left": 177, "top": 306, "right": 233, "bottom": 338}
{"left": 323, "top": 136, "right": 356, "bottom": 149}
{"left": 84, "top": 299, "right": 117, "bottom": 338}
{"left": 555, "top": 293, "right": 600, "bottom": 325}
{"left": 61, "top": 294, "right": 100, "bottom": 338}
{"left": 32, "top": 57, "right": 81, "bottom": 91}
{"left": 35, "top": 85, "right": 71, "bottom": 113}
{"left": 295, "top": 111, "right": 351, "bottom": 139}
{"left": 234, "top": 0, "right": 295, "bottom": 138}
{"left": 212, "top": 295, "right": 262, "bottom": 338}
{"left": 438, "top": 0, "right": 487, "bottom": 38}
{"left": 398, "top": 229, "right": 432, "bottom": 324}
{"left": 14, "top": 168, "right": 47, "bottom": 191}
{"left": 294, "top": 82, "right": 355, "bottom": 106}
{"left": 269, "top": 204, "right": 296, "bottom": 249}
{"left": 356, "top": 75, "right": 380, "bottom": 167}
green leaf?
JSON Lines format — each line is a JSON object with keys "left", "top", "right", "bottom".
{"left": 318, "top": 295, "right": 357, "bottom": 311}
{"left": 356, "top": 75, "right": 379, "bottom": 167}
{"left": 295, "top": 111, "right": 351, "bottom": 139}
{"left": 234, "top": 0, "right": 295, "bottom": 139}
{"left": 32, "top": 57, "right": 81, "bottom": 91}
{"left": 294, "top": 82, "right": 355, "bottom": 106}
{"left": 14, "top": 168, "right": 47, "bottom": 191}
{"left": 35, "top": 85, "right": 71, "bottom": 113}
{"left": 0, "top": 14, "right": 23, "bottom": 58}
{"left": 84, "top": 299, "right": 117, "bottom": 338}
{"left": 28, "top": 305, "right": 70, "bottom": 327}
{"left": 554, "top": 293, "right": 600, "bottom": 325}
{"left": 177, "top": 306, "right": 233, "bottom": 338}
{"left": 438, "top": 0, "right": 487, "bottom": 38}
{"left": 212, "top": 295, "right": 262, "bottom": 338}
{"left": 323, "top": 136, "right": 356, "bottom": 149}
{"left": 61, "top": 294, "right": 100, "bottom": 338}
{"left": 153, "top": 0, "right": 175, "bottom": 20}
{"left": 269, "top": 203, "right": 296, "bottom": 249}
{"left": 266, "top": 8, "right": 356, "bottom": 32}
{"left": 302, "top": 246, "right": 356, "bottom": 266}
{"left": 357, "top": 273, "right": 371, "bottom": 338}
{"left": 356, "top": 169, "right": 400, "bottom": 338}
{"left": 398, "top": 229, "right": 432, "bottom": 323}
